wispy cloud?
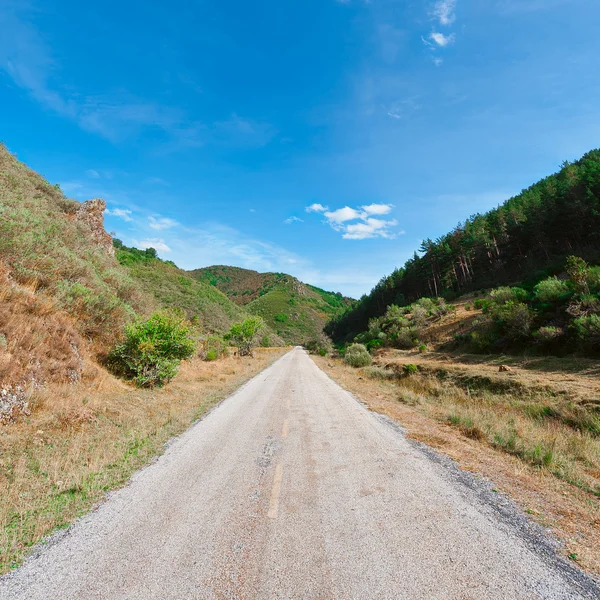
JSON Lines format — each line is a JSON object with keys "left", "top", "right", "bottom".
{"left": 212, "top": 114, "right": 277, "bottom": 148}
{"left": 429, "top": 32, "right": 455, "bottom": 47}
{"left": 106, "top": 207, "right": 133, "bottom": 222}
{"left": 305, "top": 203, "right": 329, "bottom": 213}
{"left": 0, "top": 6, "right": 272, "bottom": 151}
{"left": 284, "top": 216, "right": 304, "bottom": 224}
{"left": 148, "top": 216, "right": 179, "bottom": 230}
{"left": 432, "top": 0, "right": 456, "bottom": 26}
{"left": 85, "top": 169, "right": 100, "bottom": 179}
{"left": 135, "top": 238, "right": 172, "bottom": 253}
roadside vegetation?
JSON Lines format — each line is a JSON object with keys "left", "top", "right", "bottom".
{"left": 315, "top": 352, "right": 600, "bottom": 574}
{"left": 0, "top": 348, "right": 286, "bottom": 575}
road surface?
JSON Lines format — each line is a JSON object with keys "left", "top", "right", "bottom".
{"left": 1, "top": 348, "right": 598, "bottom": 599}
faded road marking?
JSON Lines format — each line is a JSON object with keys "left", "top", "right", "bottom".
{"left": 281, "top": 419, "right": 289, "bottom": 439}
{"left": 268, "top": 464, "right": 283, "bottom": 519}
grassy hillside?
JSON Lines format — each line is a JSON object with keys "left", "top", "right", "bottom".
{"left": 192, "top": 266, "right": 353, "bottom": 344}
{"left": 0, "top": 145, "right": 281, "bottom": 407}
{"left": 328, "top": 149, "right": 600, "bottom": 344}
{"left": 115, "top": 245, "right": 249, "bottom": 333}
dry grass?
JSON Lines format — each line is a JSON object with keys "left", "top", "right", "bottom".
{"left": 0, "top": 348, "right": 287, "bottom": 574}
{"left": 315, "top": 352, "right": 600, "bottom": 576}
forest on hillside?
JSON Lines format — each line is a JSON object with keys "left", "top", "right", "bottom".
{"left": 327, "top": 149, "right": 600, "bottom": 342}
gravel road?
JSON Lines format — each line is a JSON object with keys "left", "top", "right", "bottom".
{"left": 2, "top": 347, "right": 599, "bottom": 599}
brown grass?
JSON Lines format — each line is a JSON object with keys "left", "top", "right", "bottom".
{"left": 0, "top": 348, "right": 287, "bottom": 574}
{"left": 315, "top": 353, "right": 600, "bottom": 577}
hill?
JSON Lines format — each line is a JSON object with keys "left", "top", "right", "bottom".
{"left": 327, "top": 149, "right": 600, "bottom": 344}
{"left": 0, "top": 144, "right": 280, "bottom": 418}
{"left": 192, "top": 265, "right": 354, "bottom": 344}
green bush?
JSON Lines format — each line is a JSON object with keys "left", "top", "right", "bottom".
{"left": 572, "top": 315, "right": 600, "bottom": 351}
{"left": 403, "top": 363, "right": 418, "bottom": 376}
{"left": 488, "top": 286, "right": 529, "bottom": 306}
{"left": 490, "top": 301, "right": 534, "bottom": 340}
{"left": 533, "top": 277, "right": 571, "bottom": 304}
{"left": 344, "top": 343, "right": 372, "bottom": 368}
{"left": 198, "top": 335, "right": 228, "bottom": 361}
{"left": 108, "top": 310, "right": 196, "bottom": 387}
{"left": 225, "top": 316, "right": 264, "bottom": 356}
{"left": 533, "top": 326, "right": 564, "bottom": 345}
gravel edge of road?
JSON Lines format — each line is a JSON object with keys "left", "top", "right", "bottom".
{"left": 316, "top": 361, "right": 600, "bottom": 599}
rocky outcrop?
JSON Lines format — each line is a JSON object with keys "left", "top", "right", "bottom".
{"left": 75, "top": 199, "right": 114, "bottom": 256}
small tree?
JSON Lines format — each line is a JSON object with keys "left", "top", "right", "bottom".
{"left": 226, "top": 316, "right": 264, "bottom": 356}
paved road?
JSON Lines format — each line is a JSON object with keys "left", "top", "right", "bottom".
{"left": 2, "top": 348, "right": 598, "bottom": 599}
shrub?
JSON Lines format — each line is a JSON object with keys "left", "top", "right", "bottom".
{"left": 305, "top": 333, "right": 333, "bottom": 356}
{"left": 390, "top": 326, "right": 420, "bottom": 349}
{"left": 108, "top": 310, "right": 196, "bottom": 387}
{"left": 225, "top": 316, "right": 264, "bottom": 357}
{"left": 410, "top": 305, "right": 429, "bottom": 328}
{"left": 534, "top": 326, "right": 564, "bottom": 344}
{"left": 403, "top": 363, "right": 418, "bottom": 376}
{"left": 198, "top": 335, "right": 228, "bottom": 361}
{"left": 533, "top": 277, "right": 571, "bottom": 304}
{"left": 344, "top": 343, "right": 372, "bottom": 367}
{"left": 260, "top": 335, "right": 271, "bottom": 347}
{"left": 488, "top": 286, "right": 529, "bottom": 306}
{"left": 572, "top": 315, "right": 600, "bottom": 351}
{"left": 274, "top": 313, "right": 288, "bottom": 323}
{"left": 418, "top": 343, "right": 427, "bottom": 353}
{"left": 490, "top": 301, "right": 534, "bottom": 340}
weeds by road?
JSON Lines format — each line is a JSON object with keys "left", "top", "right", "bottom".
{"left": 314, "top": 351, "right": 600, "bottom": 577}
{"left": 0, "top": 349, "right": 286, "bottom": 574}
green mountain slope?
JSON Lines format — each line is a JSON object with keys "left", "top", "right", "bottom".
{"left": 191, "top": 266, "right": 354, "bottom": 344}
{"left": 327, "top": 149, "right": 600, "bottom": 345}
{"left": 0, "top": 145, "right": 282, "bottom": 394}
{"left": 114, "top": 246, "right": 250, "bottom": 333}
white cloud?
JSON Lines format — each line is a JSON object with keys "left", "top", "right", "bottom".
{"left": 305, "top": 203, "right": 329, "bottom": 213}
{"left": 306, "top": 203, "right": 400, "bottom": 240}
{"left": 284, "top": 216, "right": 304, "bottom": 224}
{"left": 430, "top": 32, "right": 455, "bottom": 47}
{"left": 433, "top": 57, "right": 444, "bottom": 67}
{"left": 432, "top": 0, "right": 456, "bottom": 26}
{"left": 85, "top": 169, "right": 100, "bottom": 179}
{"left": 343, "top": 218, "right": 399, "bottom": 240}
{"left": 106, "top": 208, "right": 133, "bottom": 222}
{"left": 135, "top": 238, "right": 172, "bottom": 253}
{"left": 148, "top": 216, "right": 179, "bottom": 230}
{"left": 361, "top": 203, "right": 394, "bottom": 216}
{"left": 324, "top": 206, "right": 363, "bottom": 224}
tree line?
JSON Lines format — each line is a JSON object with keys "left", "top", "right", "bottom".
{"left": 326, "top": 149, "right": 600, "bottom": 342}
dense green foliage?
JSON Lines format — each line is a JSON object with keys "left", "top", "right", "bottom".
{"left": 355, "top": 297, "right": 453, "bottom": 351}
{"left": 192, "top": 265, "right": 353, "bottom": 345}
{"left": 327, "top": 150, "right": 600, "bottom": 342}
{"left": 458, "top": 258, "right": 600, "bottom": 354}
{"left": 108, "top": 310, "right": 196, "bottom": 387}
{"left": 225, "top": 316, "right": 265, "bottom": 356}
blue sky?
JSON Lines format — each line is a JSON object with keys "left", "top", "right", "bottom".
{"left": 1, "top": 0, "right": 599, "bottom": 298}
